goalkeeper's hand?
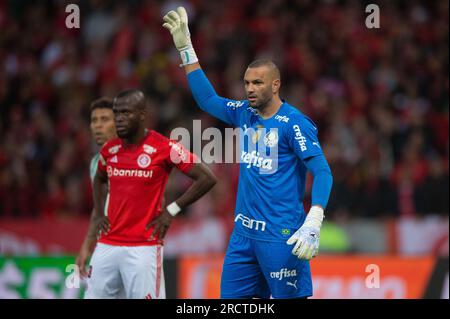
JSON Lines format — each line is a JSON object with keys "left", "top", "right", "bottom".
{"left": 287, "top": 206, "right": 324, "bottom": 260}
{"left": 162, "top": 6, "right": 198, "bottom": 66}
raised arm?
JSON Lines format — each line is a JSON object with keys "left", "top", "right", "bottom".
{"left": 162, "top": 7, "right": 246, "bottom": 126}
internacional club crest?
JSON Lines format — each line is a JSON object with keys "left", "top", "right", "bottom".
{"left": 137, "top": 153, "right": 151, "bottom": 168}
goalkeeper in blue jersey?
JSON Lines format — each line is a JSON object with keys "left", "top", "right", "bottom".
{"left": 163, "top": 7, "right": 333, "bottom": 299}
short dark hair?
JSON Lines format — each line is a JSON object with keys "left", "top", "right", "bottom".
{"left": 115, "top": 89, "right": 144, "bottom": 99}
{"left": 90, "top": 96, "right": 113, "bottom": 112}
{"left": 114, "top": 89, "right": 146, "bottom": 110}
{"left": 248, "top": 59, "right": 280, "bottom": 80}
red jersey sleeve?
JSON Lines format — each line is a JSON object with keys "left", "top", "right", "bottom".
{"left": 98, "top": 146, "right": 108, "bottom": 172}
{"left": 97, "top": 139, "right": 121, "bottom": 172}
{"left": 167, "top": 140, "right": 198, "bottom": 174}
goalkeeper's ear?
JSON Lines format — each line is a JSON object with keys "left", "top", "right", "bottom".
{"left": 177, "top": 6, "right": 188, "bottom": 24}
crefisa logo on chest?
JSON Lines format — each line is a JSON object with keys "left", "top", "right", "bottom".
{"left": 137, "top": 153, "right": 151, "bottom": 168}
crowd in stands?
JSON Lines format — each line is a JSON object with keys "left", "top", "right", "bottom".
{"left": 0, "top": 0, "right": 448, "bottom": 220}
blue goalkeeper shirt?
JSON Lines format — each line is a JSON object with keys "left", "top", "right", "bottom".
{"left": 188, "top": 69, "right": 333, "bottom": 242}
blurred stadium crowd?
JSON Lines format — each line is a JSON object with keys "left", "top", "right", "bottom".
{"left": 0, "top": 0, "right": 448, "bottom": 221}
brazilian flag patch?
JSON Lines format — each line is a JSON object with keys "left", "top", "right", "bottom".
{"left": 281, "top": 229, "right": 291, "bottom": 236}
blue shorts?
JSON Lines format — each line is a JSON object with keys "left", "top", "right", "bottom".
{"left": 220, "top": 231, "right": 313, "bottom": 299}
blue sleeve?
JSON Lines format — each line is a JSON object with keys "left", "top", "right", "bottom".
{"left": 287, "top": 113, "right": 323, "bottom": 160}
{"left": 304, "top": 154, "right": 333, "bottom": 209}
{"left": 287, "top": 113, "right": 332, "bottom": 208}
{"left": 187, "top": 69, "right": 247, "bottom": 127}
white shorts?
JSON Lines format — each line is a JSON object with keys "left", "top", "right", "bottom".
{"left": 84, "top": 243, "right": 165, "bottom": 299}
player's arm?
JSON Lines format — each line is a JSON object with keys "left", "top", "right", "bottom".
{"left": 304, "top": 155, "right": 333, "bottom": 211}
{"left": 162, "top": 7, "right": 244, "bottom": 126}
{"left": 286, "top": 117, "right": 333, "bottom": 260}
{"left": 146, "top": 163, "right": 217, "bottom": 240}
{"left": 287, "top": 154, "right": 333, "bottom": 260}
{"left": 92, "top": 168, "right": 110, "bottom": 235}
{"left": 76, "top": 168, "right": 110, "bottom": 277}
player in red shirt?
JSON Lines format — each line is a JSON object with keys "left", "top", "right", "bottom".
{"left": 85, "top": 89, "right": 217, "bottom": 299}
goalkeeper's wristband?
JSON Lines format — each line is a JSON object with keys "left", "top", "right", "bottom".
{"left": 179, "top": 46, "right": 198, "bottom": 66}
{"left": 167, "top": 202, "right": 182, "bottom": 216}
{"left": 304, "top": 206, "right": 324, "bottom": 229}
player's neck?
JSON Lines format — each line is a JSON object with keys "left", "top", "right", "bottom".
{"left": 123, "top": 128, "right": 148, "bottom": 146}
{"left": 257, "top": 96, "right": 283, "bottom": 119}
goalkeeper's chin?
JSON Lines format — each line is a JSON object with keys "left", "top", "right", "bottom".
{"left": 248, "top": 97, "right": 259, "bottom": 108}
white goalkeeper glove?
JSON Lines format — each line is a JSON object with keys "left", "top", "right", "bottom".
{"left": 162, "top": 6, "right": 198, "bottom": 66}
{"left": 287, "top": 206, "right": 324, "bottom": 260}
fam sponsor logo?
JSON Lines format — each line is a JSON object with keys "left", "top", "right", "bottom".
{"left": 107, "top": 166, "right": 153, "bottom": 178}
{"left": 270, "top": 268, "right": 298, "bottom": 281}
{"left": 292, "top": 125, "right": 307, "bottom": 152}
{"left": 235, "top": 213, "right": 266, "bottom": 231}
{"left": 275, "top": 115, "right": 289, "bottom": 123}
{"left": 241, "top": 151, "right": 273, "bottom": 170}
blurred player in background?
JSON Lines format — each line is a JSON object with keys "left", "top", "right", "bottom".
{"left": 86, "top": 89, "right": 217, "bottom": 299}
{"left": 163, "top": 7, "right": 333, "bottom": 298}
{"left": 76, "top": 97, "right": 116, "bottom": 280}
